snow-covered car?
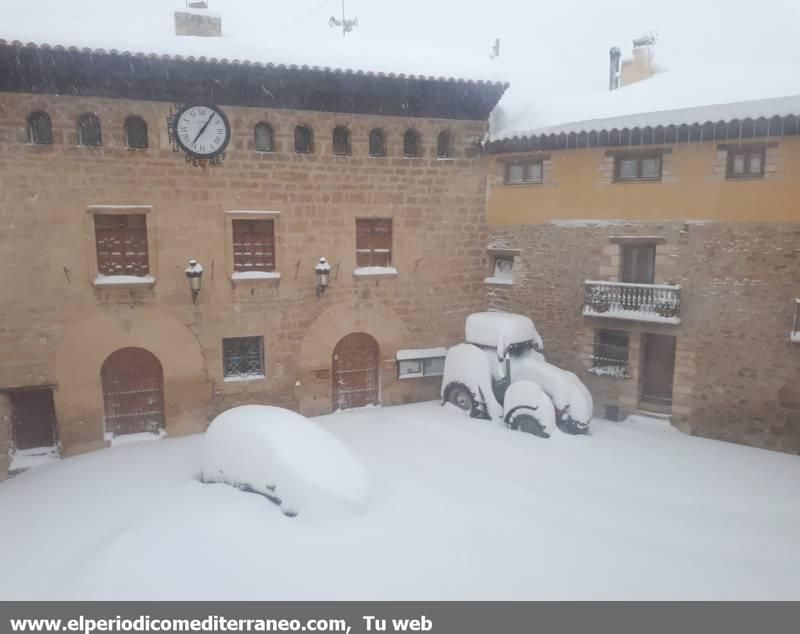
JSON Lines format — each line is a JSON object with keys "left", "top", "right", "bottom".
{"left": 441, "top": 312, "right": 592, "bottom": 435}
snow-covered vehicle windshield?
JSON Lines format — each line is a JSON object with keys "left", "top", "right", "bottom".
{"left": 464, "top": 312, "right": 544, "bottom": 358}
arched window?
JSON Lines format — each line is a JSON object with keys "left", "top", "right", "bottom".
{"left": 403, "top": 129, "right": 420, "bottom": 158}
{"left": 294, "top": 125, "right": 313, "bottom": 154}
{"left": 254, "top": 122, "right": 273, "bottom": 152}
{"left": 28, "top": 111, "right": 53, "bottom": 145}
{"left": 124, "top": 115, "right": 148, "bottom": 149}
{"left": 78, "top": 113, "right": 102, "bottom": 147}
{"left": 332, "top": 126, "right": 351, "bottom": 156}
{"left": 368, "top": 128, "right": 386, "bottom": 157}
{"left": 436, "top": 130, "right": 452, "bottom": 158}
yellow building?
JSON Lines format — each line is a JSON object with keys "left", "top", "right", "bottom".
{"left": 483, "top": 40, "right": 800, "bottom": 452}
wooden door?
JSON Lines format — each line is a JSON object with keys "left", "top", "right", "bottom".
{"left": 10, "top": 388, "right": 57, "bottom": 450}
{"left": 332, "top": 333, "right": 379, "bottom": 410}
{"left": 101, "top": 347, "right": 165, "bottom": 436}
{"left": 641, "top": 334, "right": 676, "bottom": 406}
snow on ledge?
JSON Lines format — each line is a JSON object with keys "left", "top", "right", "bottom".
{"left": 9, "top": 446, "right": 59, "bottom": 471}
{"left": 231, "top": 271, "right": 281, "bottom": 283}
{"left": 93, "top": 274, "right": 155, "bottom": 288}
{"left": 223, "top": 374, "right": 266, "bottom": 383}
{"left": 353, "top": 266, "right": 398, "bottom": 278}
{"left": 484, "top": 276, "right": 513, "bottom": 286}
{"left": 108, "top": 430, "right": 166, "bottom": 447}
{"left": 583, "top": 306, "right": 681, "bottom": 325}
{"left": 791, "top": 332, "right": 800, "bottom": 344}
{"left": 396, "top": 347, "right": 447, "bottom": 361}
{"left": 225, "top": 210, "right": 281, "bottom": 217}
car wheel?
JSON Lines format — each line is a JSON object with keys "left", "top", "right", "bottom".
{"left": 507, "top": 411, "right": 549, "bottom": 438}
{"left": 445, "top": 383, "right": 474, "bottom": 413}
{"left": 556, "top": 415, "right": 590, "bottom": 435}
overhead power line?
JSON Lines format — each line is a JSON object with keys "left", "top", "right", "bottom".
{"left": 280, "top": 0, "right": 334, "bottom": 32}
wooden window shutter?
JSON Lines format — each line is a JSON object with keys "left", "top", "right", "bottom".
{"left": 356, "top": 219, "right": 392, "bottom": 267}
{"left": 94, "top": 214, "right": 150, "bottom": 277}
{"left": 232, "top": 219, "right": 275, "bottom": 272}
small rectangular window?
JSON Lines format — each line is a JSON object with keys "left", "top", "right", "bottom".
{"left": 94, "top": 214, "right": 150, "bottom": 277}
{"left": 726, "top": 147, "right": 765, "bottom": 179}
{"left": 223, "top": 336, "right": 265, "bottom": 380}
{"left": 505, "top": 161, "right": 543, "bottom": 184}
{"left": 591, "top": 329, "right": 630, "bottom": 379}
{"left": 614, "top": 154, "right": 662, "bottom": 182}
{"left": 232, "top": 219, "right": 275, "bottom": 273}
{"left": 356, "top": 219, "right": 392, "bottom": 267}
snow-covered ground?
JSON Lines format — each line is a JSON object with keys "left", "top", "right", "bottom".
{"left": 1, "top": 401, "right": 799, "bottom": 600}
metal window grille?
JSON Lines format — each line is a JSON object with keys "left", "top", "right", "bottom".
{"left": 403, "top": 129, "right": 419, "bottom": 157}
{"left": 294, "top": 125, "right": 313, "bottom": 153}
{"left": 78, "top": 113, "right": 102, "bottom": 147}
{"left": 356, "top": 218, "right": 392, "bottom": 267}
{"left": 255, "top": 123, "right": 273, "bottom": 152}
{"left": 28, "top": 111, "right": 53, "bottom": 145}
{"left": 591, "top": 329, "right": 630, "bottom": 379}
{"left": 125, "top": 116, "right": 148, "bottom": 149}
{"left": 223, "top": 336, "right": 264, "bottom": 378}
{"left": 437, "top": 130, "right": 452, "bottom": 158}
{"left": 333, "top": 126, "right": 351, "bottom": 156}
{"left": 94, "top": 214, "right": 149, "bottom": 276}
{"left": 369, "top": 129, "right": 386, "bottom": 157}
{"left": 232, "top": 219, "right": 275, "bottom": 272}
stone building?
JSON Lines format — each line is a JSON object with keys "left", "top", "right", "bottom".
{"left": 484, "top": 41, "right": 800, "bottom": 453}
{"left": 0, "top": 12, "right": 507, "bottom": 477}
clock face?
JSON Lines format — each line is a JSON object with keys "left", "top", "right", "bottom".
{"left": 173, "top": 105, "right": 231, "bottom": 159}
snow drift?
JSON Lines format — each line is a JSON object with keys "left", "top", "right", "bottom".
{"left": 202, "top": 405, "right": 370, "bottom": 517}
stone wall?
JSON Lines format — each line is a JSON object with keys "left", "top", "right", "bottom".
{"left": 0, "top": 92, "right": 490, "bottom": 462}
{"left": 487, "top": 221, "right": 800, "bottom": 454}
{"left": 174, "top": 11, "right": 222, "bottom": 37}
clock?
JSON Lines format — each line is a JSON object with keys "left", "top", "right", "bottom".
{"left": 172, "top": 104, "right": 231, "bottom": 161}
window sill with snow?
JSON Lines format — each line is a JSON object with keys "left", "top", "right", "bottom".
{"left": 223, "top": 374, "right": 266, "bottom": 384}
{"left": 353, "top": 266, "right": 398, "bottom": 279}
{"left": 230, "top": 271, "right": 281, "bottom": 284}
{"left": 93, "top": 274, "right": 156, "bottom": 289}
{"left": 484, "top": 276, "right": 513, "bottom": 286}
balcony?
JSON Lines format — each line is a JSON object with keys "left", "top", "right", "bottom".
{"left": 583, "top": 280, "right": 682, "bottom": 325}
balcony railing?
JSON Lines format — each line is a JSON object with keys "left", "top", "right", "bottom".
{"left": 583, "top": 280, "right": 682, "bottom": 324}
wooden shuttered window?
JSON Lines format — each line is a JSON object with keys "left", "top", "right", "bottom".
{"left": 356, "top": 219, "right": 392, "bottom": 267}
{"left": 232, "top": 219, "right": 275, "bottom": 272}
{"left": 94, "top": 214, "right": 150, "bottom": 277}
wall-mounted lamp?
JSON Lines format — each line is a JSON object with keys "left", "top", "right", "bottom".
{"left": 185, "top": 259, "right": 204, "bottom": 304}
{"left": 315, "top": 257, "right": 331, "bottom": 297}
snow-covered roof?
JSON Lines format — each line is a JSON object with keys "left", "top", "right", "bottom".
{"left": 0, "top": 22, "right": 507, "bottom": 87}
{"left": 490, "top": 65, "right": 800, "bottom": 142}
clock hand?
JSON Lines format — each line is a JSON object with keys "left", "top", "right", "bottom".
{"left": 192, "top": 113, "right": 215, "bottom": 145}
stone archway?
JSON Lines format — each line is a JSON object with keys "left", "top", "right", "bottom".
{"left": 101, "top": 347, "right": 165, "bottom": 436}
{"left": 54, "top": 307, "right": 211, "bottom": 455}
{"left": 332, "top": 333, "right": 380, "bottom": 410}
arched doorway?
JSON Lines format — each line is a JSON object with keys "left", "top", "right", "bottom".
{"left": 332, "top": 333, "right": 379, "bottom": 410}
{"left": 101, "top": 347, "right": 165, "bottom": 436}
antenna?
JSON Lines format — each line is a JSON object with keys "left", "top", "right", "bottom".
{"left": 490, "top": 38, "right": 500, "bottom": 59}
{"left": 329, "top": 0, "right": 358, "bottom": 36}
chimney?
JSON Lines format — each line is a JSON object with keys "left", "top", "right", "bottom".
{"left": 608, "top": 47, "right": 621, "bottom": 90}
{"left": 174, "top": 3, "right": 222, "bottom": 37}
{"left": 619, "top": 34, "right": 656, "bottom": 87}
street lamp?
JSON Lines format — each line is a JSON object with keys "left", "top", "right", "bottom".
{"left": 315, "top": 257, "right": 331, "bottom": 296}
{"left": 185, "top": 259, "right": 204, "bottom": 304}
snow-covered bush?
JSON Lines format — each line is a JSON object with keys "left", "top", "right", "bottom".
{"left": 441, "top": 343, "right": 503, "bottom": 420}
{"left": 503, "top": 380, "right": 555, "bottom": 438}
{"left": 202, "top": 405, "right": 370, "bottom": 517}
{"left": 510, "top": 353, "right": 593, "bottom": 434}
